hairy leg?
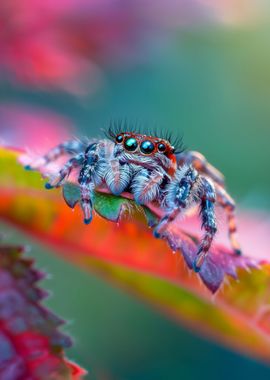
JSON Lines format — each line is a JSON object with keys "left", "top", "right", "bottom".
{"left": 78, "top": 143, "right": 106, "bottom": 224}
{"left": 45, "top": 152, "right": 84, "bottom": 189}
{"left": 178, "top": 151, "right": 224, "bottom": 186}
{"left": 215, "top": 183, "right": 242, "bottom": 255}
{"left": 154, "top": 166, "right": 199, "bottom": 237}
{"left": 193, "top": 177, "right": 217, "bottom": 272}
{"left": 25, "top": 140, "right": 86, "bottom": 170}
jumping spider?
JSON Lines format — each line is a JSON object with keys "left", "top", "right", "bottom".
{"left": 26, "top": 125, "right": 241, "bottom": 271}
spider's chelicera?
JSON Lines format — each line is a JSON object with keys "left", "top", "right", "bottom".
{"left": 26, "top": 124, "right": 242, "bottom": 272}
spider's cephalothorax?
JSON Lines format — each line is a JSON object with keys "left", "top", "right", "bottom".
{"left": 26, "top": 127, "right": 242, "bottom": 272}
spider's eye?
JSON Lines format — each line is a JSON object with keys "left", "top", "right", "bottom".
{"left": 115, "top": 134, "right": 123, "bottom": 143}
{"left": 124, "top": 137, "right": 138, "bottom": 151}
{"left": 140, "top": 140, "right": 155, "bottom": 154}
{"left": 157, "top": 143, "right": 166, "bottom": 153}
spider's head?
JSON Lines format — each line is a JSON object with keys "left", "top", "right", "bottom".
{"left": 110, "top": 131, "right": 178, "bottom": 175}
{"left": 106, "top": 123, "right": 184, "bottom": 174}
{"left": 113, "top": 132, "right": 176, "bottom": 157}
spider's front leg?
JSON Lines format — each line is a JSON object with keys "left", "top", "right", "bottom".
{"left": 193, "top": 177, "right": 217, "bottom": 272}
{"left": 25, "top": 140, "right": 86, "bottom": 170}
{"left": 45, "top": 152, "right": 84, "bottom": 189}
{"left": 154, "top": 166, "right": 199, "bottom": 237}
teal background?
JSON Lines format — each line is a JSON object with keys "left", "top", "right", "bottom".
{"left": 1, "top": 22, "right": 270, "bottom": 380}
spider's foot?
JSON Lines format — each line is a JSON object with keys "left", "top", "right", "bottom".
{"left": 84, "top": 217, "right": 92, "bottom": 225}
{"left": 231, "top": 239, "right": 242, "bottom": 256}
{"left": 25, "top": 157, "right": 47, "bottom": 171}
{"left": 153, "top": 223, "right": 162, "bottom": 238}
{"left": 153, "top": 228, "right": 161, "bottom": 238}
{"left": 45, "top": 182, "right": 54, "bottom": 190}
{"left": 148, "top": 220, "right": 157, "bottom": 229}
{"left": 153, "top": 224, "right": 166, "bottom": 239}
{"left": 24, "top": 165, "right": 33, "bottom": 171}
{"left": 82, "top": 202, "right": 93, "bottom": 225}
{"left": 193, "top": 260, "right": 201, "bottom": 273}
{"left": 193, "top": 251, "right": 206, "bottom": 273}
{"left": 153, "top": 216, "right": 170, "bottom": 238}
{"left": 45, "top": 175, "right": 65, "bottom": 190}
{"left": 234, "top": 248, "right": 242, "bottom": 256}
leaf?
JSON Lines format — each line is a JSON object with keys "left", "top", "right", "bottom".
{"left": 0, "top": 243, "right": 86, "bottom": 380}
{"left": 1, "top": 146, "right": 270, "bottom": 363}
{"left": 62, "top": 176, "right": 259, "bottom": 293}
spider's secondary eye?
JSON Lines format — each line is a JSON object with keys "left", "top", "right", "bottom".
{"left": 140, "top": 140, "right": 155, "bottom": 154}
{"left": 124, "top": 137, "right": 138, "bottom": 151}
{"left": 157, "top": 143, "right": 166, "bottom": 152}
{"left": 115, "top": 134, "right": 123, "bottom": 143}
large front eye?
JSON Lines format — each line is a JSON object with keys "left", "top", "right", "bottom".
{"left": 124, "top": 137, "right": 138, "bottom": 151}
{"left": 140, "top": 140, "right": 155, "bottom": 154}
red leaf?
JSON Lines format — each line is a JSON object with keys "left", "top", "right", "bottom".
{"left": 0, "top": 244, "right": 86, "bottom": 379}
{"left": 159, "top": 219, "right": 259, "bottom": 292}
{"left": 1, "top": 147, "right": 270, "bottom": 363}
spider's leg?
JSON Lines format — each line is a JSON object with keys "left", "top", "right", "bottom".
{"left": 78, "top": 143, "right": 105, "bottom": 224}
{"left": 79, "top": 179, "right": 94, "bottom": 225}
{"left": 154, "top": 166, "right": 199, "bottom": 237}
{"left": 178, "top": 151, "right": 224, "bottom": 186}
{"left": 193, "top": 177, "right": 217, "bottom": 272}
{"left": 215, "top": 184, "right": 242, "bottom": 256}
{"left": 131, "top": 168, "right": 164, "bottom": 205}
{"left": 45, "top": 152, "right": 84, "bottom": 189}
{"left": 25, "top": 140, "right": 85, "bottom": 170}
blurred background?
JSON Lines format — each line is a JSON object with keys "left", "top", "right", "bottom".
{"left": 1, "top": 1, "right": 270, "bottom": 379}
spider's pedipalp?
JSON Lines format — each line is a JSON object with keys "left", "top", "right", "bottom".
{"left": 131, "top": 168, "right": 164, "bottom": 204}
{"left": 105, "top": 161, "right": 131, "bottom": 196}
